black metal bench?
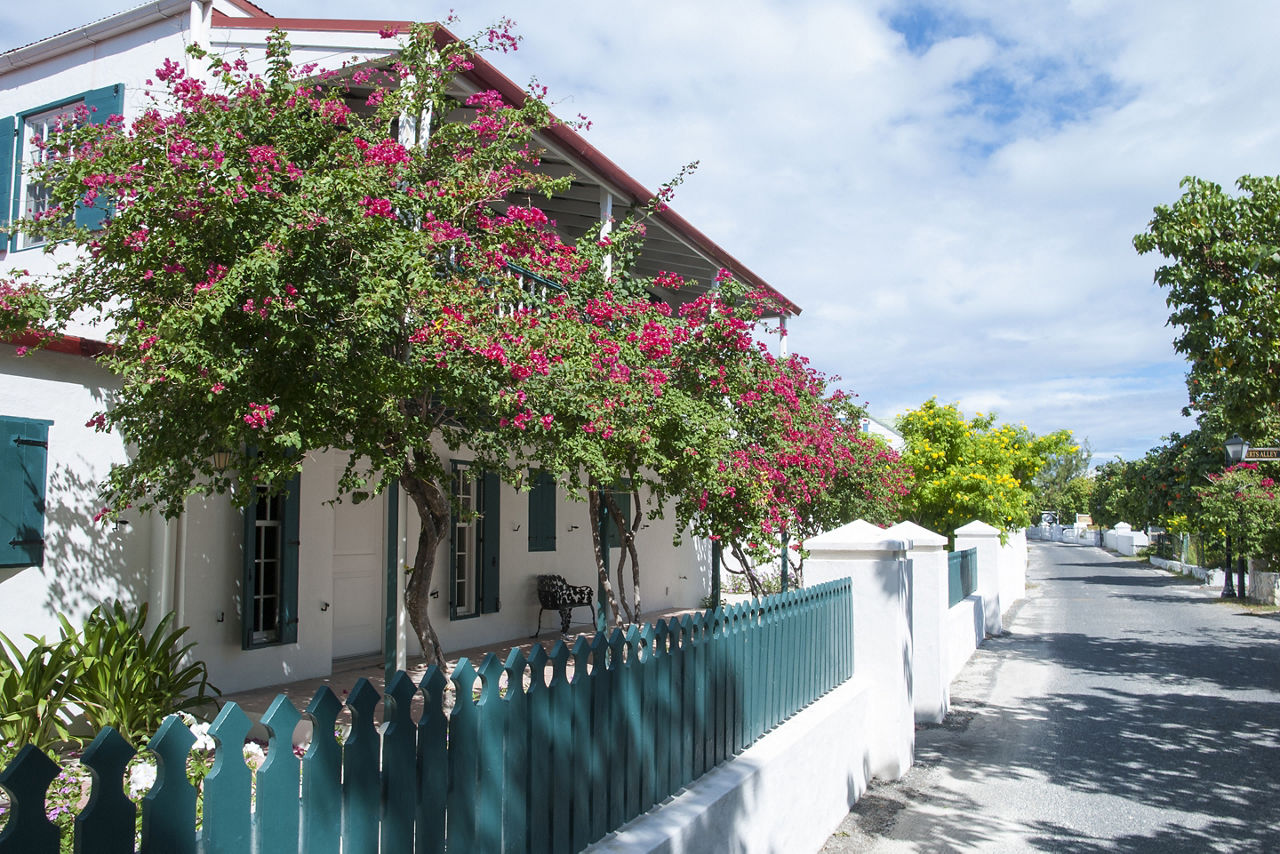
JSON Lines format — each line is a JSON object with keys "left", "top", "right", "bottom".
{"left": 531, "top": 574, "right": 595, "bottom": 636}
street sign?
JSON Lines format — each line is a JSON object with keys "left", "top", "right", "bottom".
{"left": 1244, "top": 447, "right": 1280, "bottom": 461}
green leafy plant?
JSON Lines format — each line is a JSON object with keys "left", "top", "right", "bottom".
{"left": 0, "top": 632, "right": 80, "bottom": 752}
{"left": 60, "top": 602, "right": 219, "bottom": 746}
{"left": 897, "top": 398, "right": 1075, "bottom": 538}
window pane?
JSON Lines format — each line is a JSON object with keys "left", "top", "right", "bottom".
{"left": 20, "top": 104, "right": 79, "bottom": 249}
{"left": 251, "top": 488, "right": 284, "bottom": 642}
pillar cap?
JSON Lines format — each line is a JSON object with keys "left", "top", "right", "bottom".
{"left": 885, "top": 521, "right": 947, "bottom": 548}
{"left": 954, "top": 520, "right": 1001, "bottom": 538}
{"left": 808, "top": 519, "right": 909, "bottom": 553}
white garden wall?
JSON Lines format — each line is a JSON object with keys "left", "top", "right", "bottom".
{"left": 806, "top": 520, "right": 914, "bottom": 781}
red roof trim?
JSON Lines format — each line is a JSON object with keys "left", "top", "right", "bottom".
{"left": 211, "top": 11, "right": 412, "bottom": 34}
{"left": 5, "top": 331, "right": 112, "bottom": 358}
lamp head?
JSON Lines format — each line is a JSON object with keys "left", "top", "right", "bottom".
{"left": 1225, "top": 434, "right": 1249, "bottom": 465}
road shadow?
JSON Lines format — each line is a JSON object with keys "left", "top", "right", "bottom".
{"left": 843, "top": 545, "right": 1280, "bottom": 852}
{"left": 1044, "top": 573, "right": 1200, "bottom": 588}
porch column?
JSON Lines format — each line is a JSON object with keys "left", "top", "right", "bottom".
{"left": 600, "top": 187, "right": 614, "bottom": 280}
{"left": 384, "top": 485, "right": 409, "bottom": 682}
{"left": 384, "top": 486, "right": 398, "bottom": 683}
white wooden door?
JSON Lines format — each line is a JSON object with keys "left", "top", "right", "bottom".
{"left": 331, "top": 470, "right": 385, "bottom": 659}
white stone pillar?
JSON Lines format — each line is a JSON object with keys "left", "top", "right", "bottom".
{"left": 886, "top": 521, "right": 949, "bottom": 724}
{"left": 954, "top": 520, "right": 1003, "bottom": 636}
{"left": 807, "top": 519, "right": 913, "bottom": 780}
{"left": 998, "top": 528, "right": 1028, "bottom": 613}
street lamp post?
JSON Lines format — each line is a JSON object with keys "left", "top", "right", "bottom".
{"left": 1223, "top": 434, "right": 1250, "bottom": 598}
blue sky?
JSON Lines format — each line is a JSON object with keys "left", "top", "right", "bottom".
{"left": 6, "top": 1, "right": 1280, "bottom": 462}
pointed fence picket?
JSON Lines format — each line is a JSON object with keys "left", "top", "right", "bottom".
{"left": 0, "top": 578, "right": 854, "bottom": 854}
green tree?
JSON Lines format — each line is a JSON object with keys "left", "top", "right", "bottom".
{"left": 1033, "top": 440, "right": 1092, "bottom": 522}
{"left": 896, "top": 399, "right": 1073, "bottom": 537}
{"left": 1089, "top": 459, "right": 1134, "bottom": 530}
{"left": 1134, "top": 175, "right": 1280, "bottom": 440}
{"left": 1056, "top": 475, "right": 1095, "bottom": 523}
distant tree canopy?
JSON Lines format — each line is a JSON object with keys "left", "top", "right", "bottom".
{"left": 1033, "top": 441, "right": 1093, "bottom": 523}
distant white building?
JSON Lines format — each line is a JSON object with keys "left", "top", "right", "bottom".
{"left": 860, "top": 414, "right": 905, "bottom": 452}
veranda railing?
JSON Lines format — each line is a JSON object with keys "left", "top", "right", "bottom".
{"left": 0, "top": 579, "right": 853, "bottom": 854}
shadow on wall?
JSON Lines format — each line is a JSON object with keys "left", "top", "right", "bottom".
{"left": 42, "top": 456, "right": 149, "bottom": 622}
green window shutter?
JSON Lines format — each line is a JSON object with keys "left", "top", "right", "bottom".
{"left": 279, "top": 476, "right": 301, "bottom": 644}
{"left": 528, "top": 471, "right": 556, "bottom": 552}
{"left": 605, "top": 488, "right": 631, "bottom": 549}
{"left": 0, "top": 416, "right": 51, "bottom": 568}
{"left": 241, "top": 493, "right": 256, "bottom": 650}
{"left": 241, "top": 473, "right": 301, "bottom": 648}
{"left": 0, "top": 116, "right": 15, "bottom": 250}
{"left": 480, "top": 471, "right": 501, "bottom": 614}
{"left": 75, "top": 84, "right": 123, "bottom": 231}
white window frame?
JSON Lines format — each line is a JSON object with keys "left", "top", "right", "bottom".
{"left": 18, "top": 101, "right": 81, "bottom": 249}
{"left": 452, "top": 464, "right": 479, "bottom": 618}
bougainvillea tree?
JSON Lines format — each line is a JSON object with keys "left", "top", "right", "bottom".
{"left": 1198, "top": 463, "right": 1280, "bottom": 568}
{"left": 13, "top": 19, "right": 911, "bottom": 650}
{"left": 672, "top": 325, "right": 910, "bottom": 596}
{"left": 16, "top": 23, "right": 607, "bottom": 664}
{"left": 896, "top": 399, "right": 1073, "bottom": 539}
{"left": 499, "top": 240, "right": 911, "bottom": 615}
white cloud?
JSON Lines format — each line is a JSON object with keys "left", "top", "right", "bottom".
{"left": 5, "top": 0, "right": 1273, "bottom": 460}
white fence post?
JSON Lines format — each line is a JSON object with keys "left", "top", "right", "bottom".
{"left": 954, "top": 520, "right": 1003, "bottom": 636}
{"left": 999, "top": 528, "right": 1028, "bottom": 613}
{"left": 885, "top": 521, "right": 950, "bottom": 724}
{"left": 807, "top": 519, "right": 913, "bottom": 780}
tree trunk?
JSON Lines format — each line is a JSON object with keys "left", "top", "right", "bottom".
{"left": 787, "top": 548, "right": 804, "bottom": 588}
{"left": 626, "top": 489, "right": 643, "bottom": 620}
{"left": 588, "top": 481, "right": 624, "bottom": 628}
{"left": 729, "top": 540, "right": 765, "bottom": 598}
{"left": 601, "top": 488, "right": 637, "bottom": 623}
{"left": 614, "top": 546, "right": 634, "bottom": 624}
{"left": 401, "top": 470, "right": 450, "bottom": 667}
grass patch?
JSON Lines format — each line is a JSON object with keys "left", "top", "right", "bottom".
{"left": 1215, "top": 599, "right": 1280, "bottom": 615}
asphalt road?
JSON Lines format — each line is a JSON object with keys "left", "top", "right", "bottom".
{"left": 822, "top": 541, "right": 1280, "bottom": 853}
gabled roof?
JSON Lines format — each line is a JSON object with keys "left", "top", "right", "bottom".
{"left": 2, "top": 1, "right": 800, "bottom": 315}
{"left": 208, "top": 4, "right": 799, "bottom": 315}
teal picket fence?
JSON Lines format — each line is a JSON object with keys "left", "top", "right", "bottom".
{"left": 948, "top": 548, "right": 977, "bottom": 607}
{"left": 0, "top": 579, "right": 853, "bottom": 854}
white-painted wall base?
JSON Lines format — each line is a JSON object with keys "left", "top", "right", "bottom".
{"left": 585, "top": 676, "right": 872, "bottom": 854}
{"left": 1148, "top": 555, "right": 1220, "bottom": 586}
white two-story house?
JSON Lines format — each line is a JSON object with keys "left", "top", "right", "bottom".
{"left": 0, "top": 0, "right": 800, "bottom": 693}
